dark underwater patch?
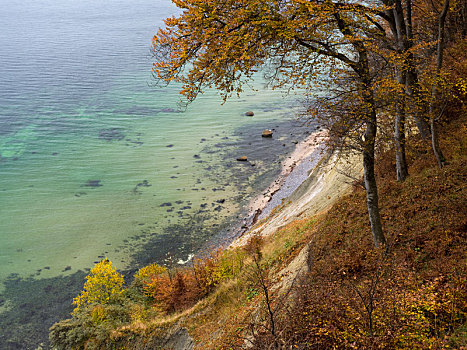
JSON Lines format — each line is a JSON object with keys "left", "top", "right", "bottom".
{"left": 98, "top": 128, "right": 125, "bottom": 141}
{"left": 130, "top": 213, "right": 232, "bottom": 269}
{"left": 0, "top": 271, "right": 87, "bottom": 350}
{"left": 82, "top": 179, "right": 102, "bottom": 188}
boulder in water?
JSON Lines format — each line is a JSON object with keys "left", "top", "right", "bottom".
{"left": 83, "top": 180, "right": 102, "bottom": 188}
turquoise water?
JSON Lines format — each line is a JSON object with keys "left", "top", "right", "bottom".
{"left": 0, "top": 78, "right": 305, "bottom": 283}
{"left": 0, "top": 0, "right": 311, "bottom": 347}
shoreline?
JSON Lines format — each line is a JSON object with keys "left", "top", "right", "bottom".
{"left": 232, "top": 129, "right": 329, "bottom": 242}
{"left": 232, "top": 130, "right": 363, "bottom": 248}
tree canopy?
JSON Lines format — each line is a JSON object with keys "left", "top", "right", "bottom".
{"left": 152, "top": 0, "right": 386, "bottom": 101}
{"left": 152, "top": 0, "right": 464, "bottom": 247}
{"left": 153, "top": 0, "right": 391, "bottom": 246}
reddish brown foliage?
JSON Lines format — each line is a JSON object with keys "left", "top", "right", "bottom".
{"left": 141, "top": 248, "right": 245, "bottom": 314}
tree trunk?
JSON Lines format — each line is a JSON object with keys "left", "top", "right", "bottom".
{"left": 431, "top": 117, "right": 446, "bottom": 167}
{"left": 335, "top": 10, "right": 386, "bottom": 247}
{"left": 430, "top": 0, "right": 450, "bottom": 168}
{"left": 387, "top": 0, "right": 431, "bottom": 140}
{"left": 361, "top": 74, "right": 386, "bottom": 247}
{"left": 395, "top": 70, "right": 409, "bottom": 181}
{"left": 363, "top": 115, "right": 386, "bottom": 248}
{"left": 354, "top": 43, "right": 386, "bottom": 247}
{"left": 395, "top": 108, "right": 408, "bottom": 181}
{"left": 406, "top": 68, "right": 432, "bottom": 140}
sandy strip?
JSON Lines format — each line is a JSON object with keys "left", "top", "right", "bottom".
{"left": 232, "top": 131, "right": 363, "bottom": 247}
{"left": 231, "top": 130, "right": 328, "bottom": 237}
{"left": 248, "top": 130, "right": 329, "bottom": 215}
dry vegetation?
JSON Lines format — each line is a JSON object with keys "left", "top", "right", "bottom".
{"left": 49, "top": 110, "right": 466, "bottom": 349}
{"left": 250, "top": 116, "right": 467, "bottom": 349}
{"left": 50, "top": 26, "right": 467, "bottom": 350}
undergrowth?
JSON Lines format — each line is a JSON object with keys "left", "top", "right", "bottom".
{"left": 244, "top": 112, "right": 467, "bottom": 349}
{"left": 50, "top": 111, "right": 466, "bottom": 350}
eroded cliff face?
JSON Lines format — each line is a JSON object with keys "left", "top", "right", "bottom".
{"left": 134, "top": 327, "right": 194, "bottom": 350}
{"left": 50, "top": 147, "right": 362, "bottom": 350}
{"left": 111, "top": 326, "right": 194, "bottom": 350}
{"left": 233, "top": 149, "right": 362, "bottom": 246}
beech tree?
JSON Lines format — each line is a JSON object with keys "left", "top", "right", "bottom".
{"left": 429, "top": 0, "right": 450, "bottom": 168}
{"left": 152, "top": 0, "right": 386, "bottom": 247}
{"left": 371, "top": 0, "right": 461, "bottom": 175}
{"left": 357, "top": 0, "right": 435, "bottom": 181}
{"left": 380, "top": 0, "right": 421, "bottom": 181}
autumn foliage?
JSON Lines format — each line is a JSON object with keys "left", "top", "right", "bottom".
{"left": 246, "top": 115, "right": 467, "bottom": 349}
{"left": 49, "top": 1, "right": 467, "bottom": 348}
{"left": 139, "top": 248, "right": 246, "bottom": 314}
{"left": 50, "top": 116, "right": 466, "bottom": 348}
{"left": 72, "top": 259, "right": 125, "bottom": 314}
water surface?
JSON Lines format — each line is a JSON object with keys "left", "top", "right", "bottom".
{"left": 0, "top": 0, "right": 312, "bottom": 348}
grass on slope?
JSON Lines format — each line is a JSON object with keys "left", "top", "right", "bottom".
{"left": 49, "top": 113, "right": 466, "bottom": 350}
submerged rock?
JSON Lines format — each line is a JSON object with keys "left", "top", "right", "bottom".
{"left": 99, "top": 128, "right": 125, "bottom": 141}
{"left": 83, "top": 180, "right": 102, "bottom": 188}
{"left": 161, "top": 108, "right": 175, "bottom": 113}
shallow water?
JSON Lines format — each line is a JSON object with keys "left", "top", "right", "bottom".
{"left": 0, "top": 0, "right": 314, "bottom": 347}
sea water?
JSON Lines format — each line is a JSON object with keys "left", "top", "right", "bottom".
{"left": 0, "top": 0, "right": 312, "bottom": 347}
